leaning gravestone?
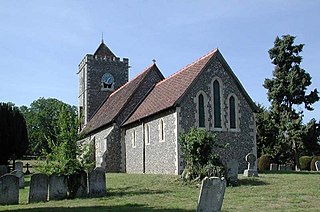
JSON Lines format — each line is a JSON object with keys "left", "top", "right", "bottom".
{"left": 243, "top": 153, "right": 258, "bottom": 177}
{"left": 270, "top": 163, "right": 277, "bottom": 171}
{"left": 315, "top": 161, "right": 320, "bottom": 172}
{"left": 226, "top": 159, "right": 238, "bottom": 185}
{"left": 15, "top": 162, "right": 23, "bottom": 172}
{"left": 0, "top": 165, "right": 7, "bottom": 177}
{"left": 10, "top": 170, "right": 25, "bottom": 189}
{"left": 29, "top": 173, "right": 49, "bottom": 203}
{"left": 196, "top": 177, "right": 226, "bottom": 212}
{"left": 49, "top": 175, "right": 68, "bottom": 200}
{"left": 89, "top": 167, "right": 106, "bottom": 197}
{"left": 68, "top": 171, "right": 88, "bottom": 198}
{"left": 0, "top": 174, "right": 19, "bottom": 205}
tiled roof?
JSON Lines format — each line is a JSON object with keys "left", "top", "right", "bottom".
{"left": 124, "top": 49, "right": 218, "bottom": 125}
{"left": 82, "top": 64, "right": 162, "bottom": 134}
{"left": 93, "top": 42, "right": 116, "bottom": 58}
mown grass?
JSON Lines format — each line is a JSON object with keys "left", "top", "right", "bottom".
{"left": 0, "top": 171, "right": 319, "bottom": 211}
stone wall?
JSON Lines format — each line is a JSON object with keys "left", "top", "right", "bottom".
{"left": 177, "top": 56, "right": 256, "bottom": 172}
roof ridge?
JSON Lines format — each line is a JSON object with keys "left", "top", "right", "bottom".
{"left": 156, "top": 48, "right": 218, "bottom": 86}
{"left": 108, "top": 63, "right": 156, "bottom": 98}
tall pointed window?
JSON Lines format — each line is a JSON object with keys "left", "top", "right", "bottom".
{"left": 213, "top": 80, "right": 222, "bottom": 128}
{"left": 132, "top": 130, "right": 136, "bottom": 148}
{"left": 229, "top": 96, "right": 236, "bottom": 129}
{"left": 159, "top": 119, "right": 165, "bottom": 141}
{"left": 198, "top": 94, "right": 205, "bottom": 128}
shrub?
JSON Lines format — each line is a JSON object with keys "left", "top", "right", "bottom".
{"left": 258, "top": 154, "right": 271, "bottom": 171}
{"left": 310, "top": 156, "right": 320, "bottom": 171}
{"left": 299, "top": 156, "right": 313, "bottom": 171}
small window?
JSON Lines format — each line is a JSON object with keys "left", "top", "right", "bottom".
{"left": 145, "top": 124, "right": 150, "bottom": 145}
{"left": 229, "top": 96, "right": 236, "bottom": 129}
{"left": 213, "top": 80, "right": 222, "bottom": 128}
{"left": 132, "top": 130, "right": 136, "bottom": 148}
{"left": 198, "top": 94, "right": 205, "bottom": 128}
{"left": 159, "top": 119, "right": 165, "bottom": 141}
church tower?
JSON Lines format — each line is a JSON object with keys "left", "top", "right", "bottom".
{"left": 78, "top": 41, "right": 129, "bottom": 128}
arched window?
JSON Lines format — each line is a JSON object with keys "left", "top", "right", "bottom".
{"left": 144, "top": 124, "right": 150, "bottom": 145}
{"left": 229, "top": 96, "right": 236, "bottom": 129}
{"left": 213, "top": 80, "right": 221, "bottom": 128}
{"left": 132, "top": 130, "right": 136, "bottom": 148}
{"left": 198, "top": 94, "right": 205, "bottom": 128}
{"left": 159, "top": 119, "right": 164, "bottom": 141}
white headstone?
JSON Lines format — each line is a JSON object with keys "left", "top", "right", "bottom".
{"left": 196, "top": 177, "right": 226, "bottom": 212}
{"left": 243, "top": 153, "right": 258, "bottom": 177}
{"left": 315, "top": 161, "right": 320, "bottom": 171}
{"left": 89, "top": 167, "right": 106, "bottom": 197}
{"left": 0, "top": 174, "right": 19, "bottom": 205}
{"left": 29, "top": 173, "right": 49, "bottom": 203}
{"left": 269, "top": 163, "right": 277, "bottom": 171}
{"left": 49, "top": 175, "right": 68, "bottom": 200}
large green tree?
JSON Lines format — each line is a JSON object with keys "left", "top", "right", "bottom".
{"left": 263, "top": 35, "right": 319, "bottom": 169}
{"left": 0, "top": 103, "right": 29, "bottom": 164}
{"left": 20, "top": 97, "right": 77, "bottom": 155}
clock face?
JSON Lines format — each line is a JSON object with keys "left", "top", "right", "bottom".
{"left": 101, "top": 73, "right": 114, "bottom": 85}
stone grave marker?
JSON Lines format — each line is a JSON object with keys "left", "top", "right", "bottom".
{"left": 315, "top": 161, "right": 320, "bottom": 171}
{"left": 196, "top": 177, "right": 226, "bottom": 212}
{"left": 243, "top": 153, "right": 258, "bottom": 177}
{"left": 68, "top": 171, "right": 88, "bottom": 198}
{"left": 0, "top": 165, "right": 7, "bottom": 177}
{"left": 89, "top": 167, "right": 106, "bottom": 197}
{"left": 278, "top": 165, "right": 286, "bottom": 171}
{"left": 15, "top": 162, "right": 23, "bottom": 172}
{"left": 10, "top": 170, "right": 25, "bottom": 189}
{"left": 226, "top": 159, "right": 238, "bottom": 185}
{"left": 269, "top": 163, "right": 277, "bottom": 171}
{"left": 0, "top": 174, "right": 19, "bottom": 205}
{"left": 29, "top": 173, "right": 49, "bottom": 203}
{"left": 49, "top": 175, "right": 68, "bottom": 200}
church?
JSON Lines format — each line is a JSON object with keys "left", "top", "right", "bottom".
{"left": 78, "top": 41, "right": 258, "bottom": 174}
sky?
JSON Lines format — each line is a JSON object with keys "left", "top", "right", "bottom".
{"left": 1, "top": 0, "right": 319, "bottom": 122}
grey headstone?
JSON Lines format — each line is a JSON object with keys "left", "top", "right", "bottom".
{"left": 243, "top": 153, "right": 258, "bottom": 177}
{"left": 270, "top": 163, "right": 277, "bottom": 171}
{"left": 285, "top": 165, "right": 292, "bottom": 171}
{"left": 29, "top": 173, "right": 49, "bottom": 203}
{"left": 196, "top": 177, "right": 226, "bottom": 212}
{"left": 49, "top": 175, "right": 68, "bottom": 200}
{"left": 226, "top": 159, "right": 238, "bottom": 185}
{"left": 0, "top": 165, "right": 7, "bottom": 177}
{"left": 15, "top": 162, "right": 23, "bottom": 172}
{"left": 0, "top": 174, "right": 19, "bottom": 205}
{"left": 68, "top": 171, "right": 88, "bottom": 198}
{"left": 278, "top": 164, "right": 286, "bottom": 171}
{"left": 10, "top": 170, "right": 25, "bottom": 189}
{"left": 89, "top": 167, "right": 106, "bottom": 197}
{"left": 315, "top": 161, "right": 320, "bottom": 171}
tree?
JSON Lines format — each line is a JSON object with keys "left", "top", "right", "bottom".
{"left": 263, "top": 35, "right": 319, "bottom": 169}
{"left": 20, "top": 98, "right": 77, "bottom": 155}
{"left": 179, "top": 127, "right": 225, "bottom": 181}
{"left": 300, "top": 119, "right": 320, "bottom": 156}
{"left": 0, "top": 103, "right": 29, "bottom": 164}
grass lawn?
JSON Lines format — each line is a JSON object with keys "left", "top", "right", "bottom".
{"left": 0, "top": 171, "right": 319, "bottom": 211}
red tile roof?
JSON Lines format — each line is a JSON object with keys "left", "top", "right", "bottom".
{"left": 82, "top": 63, "right": 162, "bottom": 134}
{"left": 124, "top": 49, "right": 218, "bottom": 125}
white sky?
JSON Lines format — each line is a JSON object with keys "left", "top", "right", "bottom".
{"left": 0, "top": 0, "right": 319, "bottom": 122}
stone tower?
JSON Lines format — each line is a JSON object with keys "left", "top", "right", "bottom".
{"left": 78, "top": 42, "right": 129, "bottom": 129}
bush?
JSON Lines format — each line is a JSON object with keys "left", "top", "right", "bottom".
{"left": 258, "top": 154, "right": 271, "bottom": 171}
{"left": 310, "top": 156, "right": 320, "bottom": 171}
{"left": 299, "top": 156, "right": 313, "bottom": 171}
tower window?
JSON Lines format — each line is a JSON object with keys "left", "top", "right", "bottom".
{"left": 213, "top": 80, "right": 222, "bottom": 128}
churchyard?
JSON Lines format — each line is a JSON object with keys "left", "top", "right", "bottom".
{"left": 0, "top": 170, "right": 319, "bottom": 211}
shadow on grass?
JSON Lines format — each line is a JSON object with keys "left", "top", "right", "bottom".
{"left": 10, "top": 203, "right": 193, "bottom": 212}
{"left": 107, "top": 186, "right": 172, "bottom": 197}
{"left": 238, "top": 178, "right": 269, "bottom": 186}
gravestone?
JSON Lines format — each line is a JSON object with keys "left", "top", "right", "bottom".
{"left": 29, "top": 173, "right": 49, "bottom": 203}
{"left": 10, "top": 170, "right": 25, "bottom": 189}
{"left": 68, "top": 171, "right": 88, "bottom": 198}
{"left": 89, "top": 167, "right": 106, "bottom": 197}
{"left": 226, "top": 159, "right": 238, "bottom": 185}
{"left": 315, "top": 161, "right": 320, "bottom": 171}
{"left": 49, "top": 175, "right": 68, "bottom": 200}
{"left": 285, "top": 165, "right": 292, "bottom": 171}
{"left": 0, "top": 165, "right": 7, "bottom": 177}
{"left": 196, "top": 177, "right": 226, "bottom": 212}
{"left": 0, "top": 174, "right": 19, "bottom": 205}
{"left": 278, "top": 165, "right": 286, "bottom": 171}
{"left": 15, "top": 162, "right": 23, "bottom": 172}
{"left": 270, "top": 163, "right": 277, "bottom": 171}
{"left": 243, "top": 153, "right": 258, "bottom": 177}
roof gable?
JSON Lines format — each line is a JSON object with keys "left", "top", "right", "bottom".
{"left": 82, "top": 64, "right": 163, "bottom": 134}
{"left": 93, "top": 42, "right": 116, "bottom": 58}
